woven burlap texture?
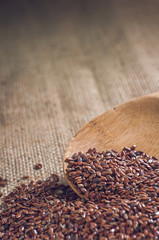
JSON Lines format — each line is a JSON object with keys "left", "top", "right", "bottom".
{"left": 0, "top": 0, "right": 159, "bottom": 197}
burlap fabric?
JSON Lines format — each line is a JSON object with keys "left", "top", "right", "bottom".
{"left": 0, "top": 0, "right": 159, "bottom": 198}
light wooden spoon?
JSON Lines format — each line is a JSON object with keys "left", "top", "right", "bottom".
{"left": 63, "top": 92, "right": 159, "bottom": 197}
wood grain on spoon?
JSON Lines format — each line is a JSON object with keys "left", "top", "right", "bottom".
{"left": 63, "top": 92, "right": 159, "bottom": 197}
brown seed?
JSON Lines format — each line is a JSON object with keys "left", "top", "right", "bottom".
{"left": 0, "top": 146, "right": 159, "bottom": 239}
{"left": 22, "top": 176, "right": 29, "bottom": 179}
{"left": 0, "top": 181, "right": 7, "bottom": 187}
{"left": 34, "top": 163, "right": 42, "bottom": 170}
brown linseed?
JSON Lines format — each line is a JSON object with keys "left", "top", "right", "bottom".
{"left": 34, "top": 163, "right": 43, "bottom": 170}
{"left": 65, "top": 146, "right": 159, "bottom": 203}
{"left": 0, "top": 146, "right": 158, "bottom": 239}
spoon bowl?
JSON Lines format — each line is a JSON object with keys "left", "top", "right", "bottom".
{"left": 63, "top": 92, "right": 159, "bottom": 197}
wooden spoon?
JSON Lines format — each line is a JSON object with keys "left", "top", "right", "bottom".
{"left": 63, "top": 92, "right": 159, "bottom": 197}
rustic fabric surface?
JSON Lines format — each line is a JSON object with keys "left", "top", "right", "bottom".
{"left": 0, "top": 0, "right": 159, "bottom": 196}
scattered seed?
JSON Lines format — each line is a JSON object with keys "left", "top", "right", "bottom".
{"left": 34, "top": 163, "right": 43, "bottom": 170}
{"left": 0, "top": 146, "right": 158, "bottom": 239}
{"left": 0, "top": 182, "right": 7, "bottom": 188}
{"left": 22, "top": 176, "right": 29, "bottom": 179}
